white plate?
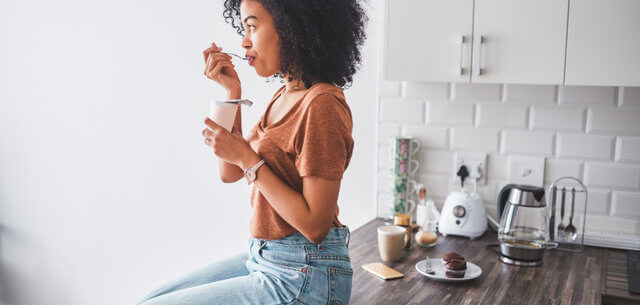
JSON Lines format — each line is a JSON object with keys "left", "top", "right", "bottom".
{"left": 415, "top": 258, "right": 482, "bottom": 282}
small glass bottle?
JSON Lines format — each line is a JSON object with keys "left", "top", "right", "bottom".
{"left": 415, "top": 186, "right": 439, "bottom": 247}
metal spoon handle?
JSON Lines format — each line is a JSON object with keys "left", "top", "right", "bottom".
{"left": 550, "top": 186, "right": 557, "bottom": 240}
{"left": 223, "top": 52, "right": 249, "bottom": 61}
{"left": 560, "top": 188, "right": 566, "bottom": 221}
{"left": 570, "top": 188, "right": 576, "bottom": 222}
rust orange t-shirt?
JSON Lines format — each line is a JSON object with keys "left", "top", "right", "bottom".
{"left": 246, "top": 83, "right": 354, "bottom": 240}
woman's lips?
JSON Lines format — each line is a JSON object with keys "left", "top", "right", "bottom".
{"left": 248, "top": 56, "right": 256, "bottom": 66}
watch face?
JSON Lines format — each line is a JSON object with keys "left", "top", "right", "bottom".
{"left": 246, "top": 170, "right": 256, "bottom": 181}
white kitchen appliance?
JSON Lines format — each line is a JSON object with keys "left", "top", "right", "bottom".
{"left": 438, "top": 165, "right": 488, "bottom": 239}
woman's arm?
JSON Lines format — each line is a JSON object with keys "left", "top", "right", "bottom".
{"left": 218, "top": 90, "right": 245, "bottom": 183}
{"left": 238, "top": 152, "right": 339, "bottom": 244}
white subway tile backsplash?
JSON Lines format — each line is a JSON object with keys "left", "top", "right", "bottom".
{"left": 377, "top": 191, "right": 392, "bottom": 218}
{"left": 488, "top": 154, "right": 509, "bottom": 180}
{"left": 584, "top": 162, "right": 640, "bottom": 189}
{"left": 616, "top": 137, "right": 640, "bottom": 164}
{"left": 380, "top": 98, "right": 424, "bottom": 123}
{"left": 451, "top": 128, "right": 500, "bottom": 152}
{"left": 401, "top": 125, "right": 448, "bottom": 149}
{"left": 562, "top": 86, "right": 616, "bottom": 105}
{"left": 531, "top": 105, "right": 585, "bottom": 131}
{"left": 377, "top": 80, "right": 640, "bottom": 239}
{"left": 426, "top": 101, "right": 474, "bottom": 126}
{"left": 402, "top": 82, "right": 450, "bottom": 100}
{"left": 419, "top": 150, "right": 454, "bottom": 175}
{"left": 584, "top": 215, "right": 639, "bottom": 235}
{"left": 379, "top": 80, "right": 401, "bottom": 97}
{"left": 612, "top": 191, "right": 640, "bottom": 218}
{"left": 416, "top": 174, "right": 455, "bottom": 199}
{"left": 622, "top": 87, "right": 640, "bottom": 107}
{"left": 378, "top": 170, "right": 391, "bottom": 194}
{"left": 582, "top": 189, "right": 611, "bottom": 215}
{"left": 378, "top": 145, "right": 391, "bottom": 171}
{"left": 557, "top": 134, "right": 614, "bottom": 161}
{"left": 475, "top": 181, "right": 502, "bottom": 207}
{"left": 453, "top": 83, "right": 502, "bottom": 102}
{"left": 379, "top": 123, "right": 400, "bottom": 145}
{"left": 544, "top": 159, "right": 583, "bottom": 184}
{"left": 503, "top": 131, "right": 554, "bottom": 155}
{"left": 589, "top": 108, "right": 640, "bottom": 135}
{"left": 477, "top": 103, "right": 528, "bottom": 129}
{"left": 506, "top": 84, "right": 556, "bottom": 104}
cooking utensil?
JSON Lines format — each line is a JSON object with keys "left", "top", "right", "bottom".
{"left": 425, "top": 256, "right": 435, "bottom": 274}
{"left": 557, "top": 187, "right": 566, "bottom": 237}
{"left": 223, "top": 52, "right": 249, "bottom": 61}
{"left": 549, "top": 186, "right": 557, "bottom": 241}
{"left": 564, "top": 188, "right": 578, "bottom": 241}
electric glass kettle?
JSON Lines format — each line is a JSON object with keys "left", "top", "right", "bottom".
{"left": 496, "top": 184, "right": 551, "bottom": 266}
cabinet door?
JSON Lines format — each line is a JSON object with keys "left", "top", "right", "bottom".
{"left": 471, "top": 0, "right": 568, "bottom": 84}
{"left": 564, "top": 0, "right": 640, "bottom": 86}
{"left": 384, "top": 0, "right": 473, "bottom": 82}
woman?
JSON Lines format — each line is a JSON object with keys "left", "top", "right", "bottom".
{"left": 136, "top": 0, "right": 367, "bottom": 304}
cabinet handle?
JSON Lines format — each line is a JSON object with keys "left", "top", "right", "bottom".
{"left": 475, "top": 35, "right": 484, "bottom": 76}
{"left": 457, "top": 36, "right": 464, "bottom": 76}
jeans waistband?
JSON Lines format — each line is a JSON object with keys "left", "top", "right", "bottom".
{"left": 259, "top": 227, "right": 351, "bottom": 246}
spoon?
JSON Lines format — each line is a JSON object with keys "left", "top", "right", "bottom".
{"left": 557, "top": 187, "right": 566, "bottom": 238}
{"left": 425, "top": 255, "right": 435, "bottom": 275}
{"left": 563, "top": 188, "right": 578, "bottom": 241}
{"left": 223, "top": 52, "right": 249, "bottom": 61}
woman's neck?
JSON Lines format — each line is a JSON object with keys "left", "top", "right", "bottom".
{"left": 284, "top": 79, "right": 305, "bottom": 92}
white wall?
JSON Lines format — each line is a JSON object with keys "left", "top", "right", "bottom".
{"left": 0, "top": 0, "right": 379, "bottom": 304}
{"left": 376, "top": 81, "right": 640, "bottom": 249}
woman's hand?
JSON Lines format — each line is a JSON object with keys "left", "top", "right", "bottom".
{"left": 203, "top": 42, "right": 241, "bottom": 94}
{"left": 202, "top": 117, "right": 258, "bottom": 168}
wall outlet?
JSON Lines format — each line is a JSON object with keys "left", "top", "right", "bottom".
{"left": 454, "top": 152, "right": 488, "bottom": 186}
{"left": 508, "top": 155, "right": 545, "bottom": 186}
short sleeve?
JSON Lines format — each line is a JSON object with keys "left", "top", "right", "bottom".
{"left": 294, "top": 93, "right": 354, "bottom": 180}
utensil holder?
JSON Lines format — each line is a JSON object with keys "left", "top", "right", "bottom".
{"left": 548, "top": 177, "right": 588, "bottom": 252}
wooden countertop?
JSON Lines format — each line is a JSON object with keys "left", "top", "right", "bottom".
{"left": 602, "top": 249, "right": 640, "bottom": 305}
{"left": 348, "top": 218, "right": 604, "bottom": 305}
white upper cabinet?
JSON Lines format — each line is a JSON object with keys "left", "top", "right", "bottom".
{"left": 564, "top": 0, "right": 640, "bottom": 87}
{"left": 471, "top": 0, "right": 568, "bottom": 84}
{"left": 384, "top": 0, "right": 568, "bottom": 84}
{"left": 384, "top": 0, "right": 474, "bottom": 82}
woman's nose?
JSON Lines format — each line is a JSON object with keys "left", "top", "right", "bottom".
{"left": 241, "top": 36, "right": 251, "bottom": 49}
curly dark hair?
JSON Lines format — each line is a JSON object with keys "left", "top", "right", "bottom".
{"left": 222, "top": 0, "right": 368, "bottom": 89}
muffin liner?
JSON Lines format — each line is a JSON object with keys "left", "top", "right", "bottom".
{"left": 444, "top": 268, "right": 466, "bottom": 278}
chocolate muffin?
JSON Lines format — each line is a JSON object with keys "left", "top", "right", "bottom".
{"left": 442, "top": 252, "right": 465, "bottom": 264}
{"left": 444, "top": 259, "right": 467, "bottom": 278}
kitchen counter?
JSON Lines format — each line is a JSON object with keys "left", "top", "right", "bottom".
{"left": 348, "top": 218, "right": 605, "bottom": 305}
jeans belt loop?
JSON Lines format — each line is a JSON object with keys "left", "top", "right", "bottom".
{"left": 317, "top": 242, "right": 324, "bottom": 251}
{"left": 345, "top": 229, "right": 351, "bottom": 248}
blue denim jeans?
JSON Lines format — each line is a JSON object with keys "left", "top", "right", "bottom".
{"left": 136, "top": 227, "right": 352, "bottom": 305}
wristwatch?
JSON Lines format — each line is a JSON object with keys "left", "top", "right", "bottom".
{"left": 243, "top": 159, "right": 266, "bottom": 185}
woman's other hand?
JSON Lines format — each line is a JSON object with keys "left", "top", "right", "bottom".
{"left": 202, "top": 117, "right": 258, "bottom": 167}
{"left": 203, "top": 42, "right": 241, "bottom": 94}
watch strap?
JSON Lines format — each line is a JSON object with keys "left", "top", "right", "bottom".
{"left": 244, "top": 159, "right": 266, "bottom": 184}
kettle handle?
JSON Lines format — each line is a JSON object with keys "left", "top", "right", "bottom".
{"left": 497, "top": 184, "right": 517, "bottom": 220}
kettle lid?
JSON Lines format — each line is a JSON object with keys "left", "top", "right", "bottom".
{"left": 507, "top": 184, "right": 546, "bottom": 207}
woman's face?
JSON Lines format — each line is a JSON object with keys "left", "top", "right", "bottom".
{"left": 240, "top": 0, "right": 281, "bottom": 77}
